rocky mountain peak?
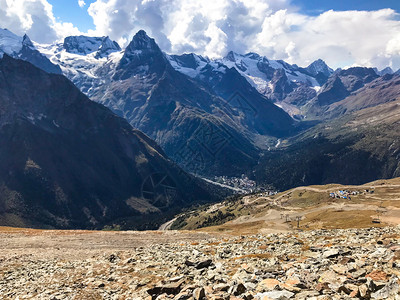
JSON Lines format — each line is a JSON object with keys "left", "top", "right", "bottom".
{"left": 63, "top": 35, "right": 100, "bottom": 54}
{"left": 0, "top": 28, "right": 23, "bottom": 56}
{"left": 306, "top": 59, "right": 333, "bottom": 77}
{"left": 224, "top": 51, "right": 237, "bottom": 62}
{"left": 96, "top": 36, "right": 121, "bottom": 58}
{"left": 115, "top": 30, "right": 167, "bottom": 79}
{"left": 63, "top": 35, "right": 119, "bottom": 57}
{"left": 168, "top": 53, "right": 208, "bottom": 70}
{"left": 244, "top": 52, "right": 261, "bottom": 60}
{"left": 126, "top": 30, "right": 160, "bottom": 53}
{"left": 22, "top": 34, "right": 33, "bottom": 48}
{"left": 338, "top": 66, "right": 377, "bottom": 78}
{"left": 0, "top": 30, "right": 62, "bottom": 75}
{"left": 375, "top": 66, "right": 394, "bottom": 76}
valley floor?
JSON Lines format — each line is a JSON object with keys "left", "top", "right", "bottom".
{"left": 1, "top": 225, "right": 400, "bottom": 299}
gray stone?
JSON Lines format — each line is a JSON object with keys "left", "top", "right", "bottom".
{"left": 256, "top": 290, "right": 295, "bottom": 299}
{"left": 323, "top": 249, "right": 340, "bottom": 259}
{"left": 193, "top": 287, "right": 205, "bottom": 300}
{"left": 371, "top": 276, "right": 400, "bottom": 299}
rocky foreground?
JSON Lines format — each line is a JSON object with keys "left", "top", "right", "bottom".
{"left": 1, "top": 227, "right": 400, "bottom": 299}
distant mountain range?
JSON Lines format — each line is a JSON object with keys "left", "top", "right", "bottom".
{"left": 34, "top": 29, "right": 297, "bottom": 177}
{"left": 1, "top": 28, "right": 400, "bottom": 229}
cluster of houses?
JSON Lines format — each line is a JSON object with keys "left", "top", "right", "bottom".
{"left": 329, "top": 190, "right": 358, "bottom": 199}
{"left": 260, "top": 190, "right": 278, "bottom": 196}
{"left": 213, "top": 175, "right": 257, "bottom": 192}
{"left": 329, "top": 188, "right": 374, "bottom": 199}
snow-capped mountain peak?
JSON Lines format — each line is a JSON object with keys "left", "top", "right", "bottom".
{"left": 22, "top": 34, "right": 34, "bottom": 48}
{"left": 167, "top": 53, "right": 209, "bottom": 78}
{"left": 374, "top": 66, "right": 394, "bottom": 76}
{"left": 63, "top": 36, "right": 102, "bottom": 55}
{"left": 217, "top": 52, "right": 323, "bottom": 96}
{"left": 224, "top": 50, "right": 238, "bottom": 62}
{"left": 244, "top": 52, "right": 262, "bottom": 60}
{"left": 63, "top": 35, "right": 120, "bottom": 57}
{"left": 306, "top": 59, "right": 333, "bottom": 77}
{"left": 0, "top": 29, "right": 61, "bottom": 74}
{"left": 0, "top": 28, "right": 23, "bottom": 57}
{"left": 97, "top": 36, "right": 121, "bottom": 58}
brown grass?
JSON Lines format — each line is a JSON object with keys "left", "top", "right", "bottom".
{"left": 303, "top": 209, "right": 387, "bottom": 230}
{"left": 207, "top": 242, "right": 221, "bottom": 246}
{"left": 233, "top": 253, "right": 273, "bottom": 260}
{"left": 197, "top": 220, "right": 267, "bottom": 235}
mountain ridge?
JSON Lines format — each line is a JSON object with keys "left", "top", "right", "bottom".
{"left": 2, "top": 29, "right": 400, "bottom": 191}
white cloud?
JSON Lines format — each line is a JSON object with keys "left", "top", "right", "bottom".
{"left": 1, "top": 0, "right": 400, "bottom": 71}
{"left": 0, "top": 0, "right": 81, "bottom": 43}
{"left": 78, "top": 0, "right": 86, "bottom": 8}
{"left": 86, "top": 0, "right": 400, "bottom": 70}
{"left": 255, "top": 9, "right": 400, "bottom": 70}
{"left": 204, "top": 22, "right": 228, "bottom": 58}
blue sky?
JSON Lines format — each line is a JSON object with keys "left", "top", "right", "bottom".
{"left": 292, "top": 0, "right": 400, "bottom": 15}
{"left": 48, "top": 0, "right": 97, "bottom": 32}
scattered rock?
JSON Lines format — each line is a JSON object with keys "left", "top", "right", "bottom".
{"left": 322, "top": 249, "right": 340, "bottom": 259}
{"left": 193, "top": 287, "right": 206, "bottom": 300}
{"left": 366, "top": 270, "right": 388, "bottom": 281}
{"left": 2, "top": 227, "right": 400, "bottom": 299}
{"left": 195, "top": 259, "right": 213, "bottom": 269}
{"left": 258, "top": 278, "right": 280, "bottom": 291}
{"left": 256, "top": 290, "right": 294, "bottom": 299}
{"left": 371, "top": 276, "right": 400, "bottom": 299}
{"left": 229, "top": 283, "right": 247, "bottom": 296}
{"left": 147, "top": 279, "right": 185, "bottom": 296}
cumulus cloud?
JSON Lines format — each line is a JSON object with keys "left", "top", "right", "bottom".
{"left": 2, "top": 0, "right": 400, "bottom": 70}
{"left": 87, "top": 0, "right": 293, "bottom": 57}
{"left": 254, "top": 8, "right": 400, "bottom": 70}
{"left": 78, "top": 0, "right": 86, "bottom": 8}
{"left": 85, "top": 0, "right": 400, "bottom": 70}
{"left": 0, "top": 0, "right": 81, "bottom": 43}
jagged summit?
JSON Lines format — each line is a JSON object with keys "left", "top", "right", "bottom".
{"left": 22, "top": 34, "right": 33, "bottom": 48}
{"left": 114, "top": 30, "right": 167, "bottom": 79}
{"left": 0, "top": 28, "right": 23, "bottom": 56}
{"left": 63, "top": 35, "right": 120, "bottom": 57}
{"left": 167, "top": 53, "right": 209, "bottom": 74}
{"left": 97, "top": 36, "right": 121, "bottom": 57}
{"left": 375, "top": 66, "right": 394, "bottom": 76}
{"left": 224, "top": 50, "right": 238, "bottom": 62}
{"left": 0, "top": 29, "right": 61, "bottom": 74}
{"left": 244, "top": 52, "right": 261, "bottom": 60}
{"left": 306, "top": 59, "right": 333, "bottom": 77}
{"left": 125, "top": 30, "right": 161, "bottom": 53}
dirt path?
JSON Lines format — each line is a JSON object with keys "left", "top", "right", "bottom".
{"left": 158, "top": 217, "right": 177, "bottom": 231}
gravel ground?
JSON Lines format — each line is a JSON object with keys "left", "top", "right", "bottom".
{"left": 1, "top": 227, "right": 400, "bottom": 299}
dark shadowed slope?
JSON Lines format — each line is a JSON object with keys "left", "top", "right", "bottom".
{"left": 256, "top": 98, "right": 400, "bottom": 190}
{"left": 0, "top": 55, "right": 220, "bottom": 230}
